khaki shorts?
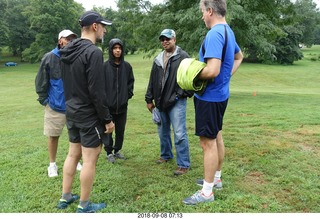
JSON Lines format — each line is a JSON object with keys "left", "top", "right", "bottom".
{"left": 44, "top": 105, "right": 66, "bottom": 137}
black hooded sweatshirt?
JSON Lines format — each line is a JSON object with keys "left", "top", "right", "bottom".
{"left": 60, "top": 38, "right": 112, "bottom": 124}
{"left": 103, "top": 38, "right": 134, "bottom": 114}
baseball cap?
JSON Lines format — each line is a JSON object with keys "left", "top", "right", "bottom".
{"left": 159, "top": 29, "right": 176, "bottom": 39}
{"left": 58, "top": 30, "right": 77, "bottom": 40}
{"left": 79, "top": 11, "right": 112, "bottom": 27}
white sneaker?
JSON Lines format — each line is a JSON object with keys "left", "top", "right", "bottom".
{"left": 48, "top": 164, "right": 58, "bottom": 177}
{"left": 76, "top": 162, "right": 82, "bottom": 171}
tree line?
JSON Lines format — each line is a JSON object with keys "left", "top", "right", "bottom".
{"left": 0, "top": 0, "right": 319, "bottom": 64}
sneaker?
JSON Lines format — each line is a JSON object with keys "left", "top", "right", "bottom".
{"left": 107, "top": 154, "right": 115, "bottom": 163}
{"left": 182, "top": 190, "right": 214, "bottom": 205}
{"left": 174, "top": 167, "right": 189, "bottom": 176}
{"left": 114, "top": 151, "right": 126, "bottom": 160}
{"left": 155, "top": 158, "right": 170, "bottom": 164}
{"left": 196, "top": 179, "right": 223, "bottom": 190}
{"left": 76, "top": 162, "right": 82, "bottom": 171}
{"left": 57, "top": 194, "right": 79, "bottom": 209}
{"left": 48, "top": 164, "right": 58, "bottom": 177}
{"left": 76, "top": 202, "right": 106, "bottom": 213}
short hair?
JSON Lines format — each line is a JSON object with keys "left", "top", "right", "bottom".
{"left": 199, "top": 0, "right": 227, "bottom": 17}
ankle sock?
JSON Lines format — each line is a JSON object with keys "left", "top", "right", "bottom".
{"left": 61, "top": 193, "right": 73, "bottom": 201}
{"left": 49, "top": 162, "right": 56, "bottom": 167}
{"left": 202, "top": 180, "right": 214, "bottom": 196}
{"left": 214, "top": 170, "right": 221, "bottom": 183}
{"left": 79, "top": 200, "right": 89, "bottom": 208}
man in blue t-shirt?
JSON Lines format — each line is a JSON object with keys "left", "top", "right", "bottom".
{"left": 183, "top": 0, "right": 243, "bottom": 205}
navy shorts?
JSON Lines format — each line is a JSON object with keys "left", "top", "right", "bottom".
{"left": 66, "top": 119, "right": 104, "bottom": 148}
{"left": 194, "top": 97, "right": 228, "bottom": 139}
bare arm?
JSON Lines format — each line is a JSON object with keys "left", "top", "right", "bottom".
{"left": 198, "top": 49, "right": 243, "bottom": 80}
{"left": 198, "top": 58, "right": 221, "bottom": 80}
{"left": 231, "top": 50, "right": 243, "bottom": 76}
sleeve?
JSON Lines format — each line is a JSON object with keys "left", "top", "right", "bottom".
{"left": 234, "top": 41, "right": 240, "bottom": 54}
{"left": 35, "top": 54, "right": 49, "bottom": 105}
{"left": 87, "top": 49, "right": 112, "bottom": 124}
{"left": 127, "top": 63, "right": 134, "bottom": 99}
{"left": 204, "top": 30, "right": 224, "bottom": 60}
{"left": 145, "top": 63, "right": 156, "bottom": 104}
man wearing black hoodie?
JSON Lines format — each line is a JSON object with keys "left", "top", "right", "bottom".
{"left": 102, "top": 38, "right": 134, "bottom": 163}
{"left": 57, "top": 11, "right": 114, "bottom": 213}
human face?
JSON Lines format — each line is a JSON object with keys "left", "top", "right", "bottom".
{"left": 58, "top": 35, "right": 75, "bottom": 48}
{"left": 95, "top": 23, "right": 106, "bottom": 43}
{"left": 58, "top": 37, "right": 69, "bottom": 48}
{"left": 113, "top": 44, "right": 122, "bottom": 58}
{"left": 160, "top": 36, "right": 176, "bottom": 52}
{"left": 201, "top": 7, "right": 211, "bottom": 29}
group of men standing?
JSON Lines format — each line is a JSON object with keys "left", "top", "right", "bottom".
{"left": 35, "top": 11, "right": 133, "bottom": 213}
{"left": 35, "top": 0, "right": 243, "bottom": 213}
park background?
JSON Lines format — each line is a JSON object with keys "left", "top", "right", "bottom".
{"left": 0, "top": 0, "right": 319, "bottom": 214}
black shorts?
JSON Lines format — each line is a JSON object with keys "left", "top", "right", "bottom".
{"left": 194, "top": 97, "right": 228, "bottom": 139}
{"left": 66, "top": 119, "right": 104, "bottom": 148}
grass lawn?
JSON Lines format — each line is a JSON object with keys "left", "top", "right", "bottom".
{"left": 0, "top": 46, "right": 319, "bottom": 214}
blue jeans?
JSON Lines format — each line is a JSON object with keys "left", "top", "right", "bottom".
{"left": 157, "top": 98, "right": 190, "bottom": 168}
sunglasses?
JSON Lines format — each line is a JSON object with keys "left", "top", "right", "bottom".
{"left": 160, "top": 37, "right": 171, "bottom": 42}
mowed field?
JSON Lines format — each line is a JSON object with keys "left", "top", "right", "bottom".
{"left": 0, "top": 46, "right": 319, "bottom": 214}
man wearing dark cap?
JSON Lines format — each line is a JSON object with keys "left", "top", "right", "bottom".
{"left": 57, "top": 11, "right": 114, "bottom": 213}
{"left": 145, "top": 29, "right": 193, "bottom": 176}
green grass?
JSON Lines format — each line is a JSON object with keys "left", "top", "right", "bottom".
{"left": 0, "top": 46, "right": 319, "bottom": 213}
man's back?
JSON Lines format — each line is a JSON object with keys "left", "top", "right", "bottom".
{"left": 60, "top": 38, "right": 110, "bottom": 123}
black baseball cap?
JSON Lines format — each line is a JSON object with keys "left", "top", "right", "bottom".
{"left": 79, "top": 11, "right": 112, "bottom": 27}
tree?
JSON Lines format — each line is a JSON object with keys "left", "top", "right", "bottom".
{"left": 22, "top": 0, "right": 84, "bottom": 62}
{"left": 5, "top": 0, "right": 35, "bottom": 58}
{"left": 275, "top": 25, "right": 303, "bottom": 64}
{"left": 0, "top": 0, "right": 9, "bottom": 50}
{"left": 136, "top": 0, "right": 203, "bottom": 57}
{"left": 294, "top": 0, "right": 320, "bottom": 47}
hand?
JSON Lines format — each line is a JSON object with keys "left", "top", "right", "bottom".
{"left": 147, "top": 103, "right": 155, "bottom": 113}
{"left": 104, "top": 121, "right": 115, "bottom": 134}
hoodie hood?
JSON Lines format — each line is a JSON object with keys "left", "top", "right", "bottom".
{"left": 108, "top": 38, "right": 124, "bottom": 65}
{"left": 60, "top": 38, "right": 93, "bottom": 64}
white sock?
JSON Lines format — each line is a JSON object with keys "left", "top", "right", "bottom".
{"left": 202, "top": 180, "right": 214, "bottom": 196}
{"left": 49, "top": 162, "right": 56, "bottom": 167}
{"left": 214, "top": 170, "right": 221, "bottom": 183}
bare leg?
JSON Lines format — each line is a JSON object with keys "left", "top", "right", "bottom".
{"left": 79, "top": 145, "right": 102, "bottom": 201}
{"left": 200, "top": 136, "right": 218, "bottom": 184}
{"left": 216, "top": 131, "right": 225, "bottom": 171}
{"left": 48, "top": 136, "right": 59, "bottom": 163}
{"left": 62, "top": 142, "right": 82, "bottom": 194}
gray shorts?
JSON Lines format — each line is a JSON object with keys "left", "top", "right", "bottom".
{"left": 44, "top": 105, "right": 66, "bottom": 137}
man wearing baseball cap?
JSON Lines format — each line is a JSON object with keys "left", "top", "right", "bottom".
{"left": 159, "top": 28, "right": 176, "bottom": 39}
{"left": 145, "top": 28, "right": 193, "bottom": 176}
{"left": 57, "top": 11, "right": 114, "bottom": 213}
{"left": 35, "top": 30, "right": 80, "bottom": 178}
{"left": 79, "top": 10, "right": 112, "bottom": 27}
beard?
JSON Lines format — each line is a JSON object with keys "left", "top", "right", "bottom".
{"left": 96, "top": 36, "right": 104, "bottom": 44}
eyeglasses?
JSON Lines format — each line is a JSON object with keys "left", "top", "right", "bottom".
{"left": 160, "top": 37, "right": 171, "bottom": 42}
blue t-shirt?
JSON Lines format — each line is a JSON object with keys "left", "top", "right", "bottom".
{"left": 195, "top": 24, "right": 240, "bottom": 102}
